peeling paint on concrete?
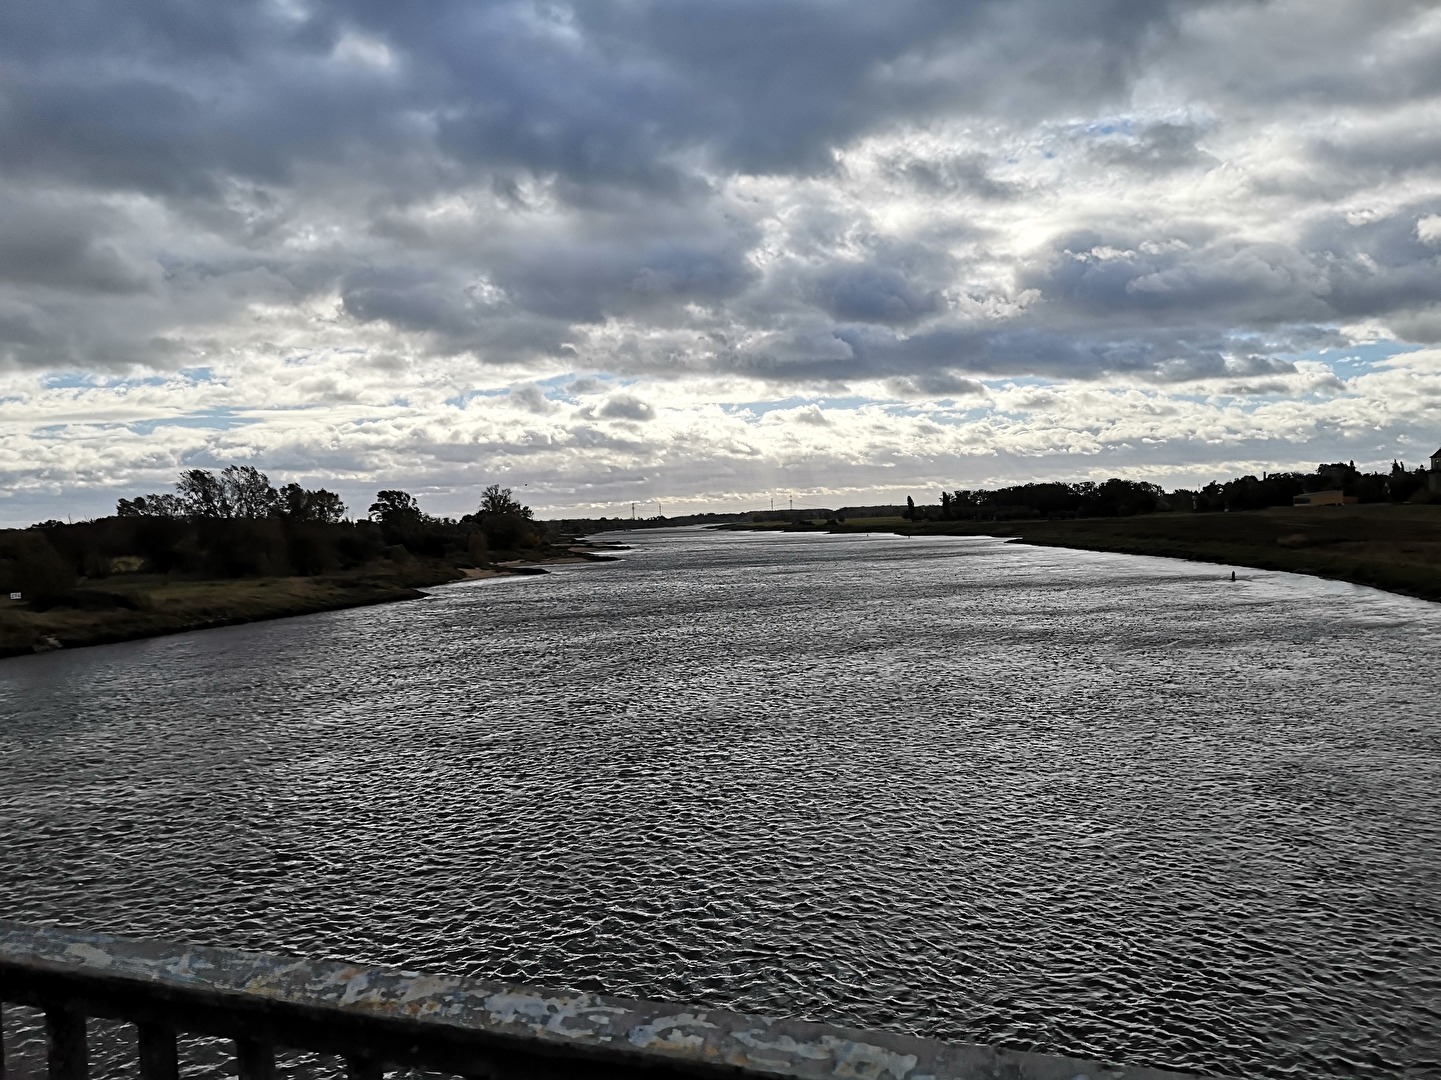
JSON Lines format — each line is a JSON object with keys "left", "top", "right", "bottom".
{"left": 629, "top": 1012, "right": 719, "bottom": 1055}
{"left": 63, "top": 942, "right": 113, "bottom": 968}
{"left": 0, "top": 921, "right": 1229, "bottom": 1080}
{"left": 822, "top": 1036, "right": 919, "bottom": 1080}
{"left": 734, "top": 1029, "right": 835, "bottom": 1064}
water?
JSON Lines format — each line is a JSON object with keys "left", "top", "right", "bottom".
{"left": 2, "top": 529, "right": 1439, "bottom": 1078}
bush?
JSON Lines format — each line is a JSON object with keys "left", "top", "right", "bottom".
{"left": 196, "top": 519, "right": 290, "bottom": 578}
{"left": 335, "top": 522, "right": 386, "bottom": 567}
{"left": 477, "top": 513, "right": 539, "bottom": 551}
{"left": 0, "top": 532, "right": 78, "bottom": 605}
{"left": 285, "top": 523, "right": 341, "bottom": 576}
{"left": 467, "top": 531, "right": 491, "bottom": 565}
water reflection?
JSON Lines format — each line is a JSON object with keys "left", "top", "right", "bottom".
{"left": 2, "top": 530, "right": 1439, "bottom": 1079}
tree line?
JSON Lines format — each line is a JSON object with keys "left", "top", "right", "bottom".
{"left": 911, "top": 460, "right": 1433, "bottom": 522}
{"left": 116, "top": 465, "right": 347, "bottom": 523}
{"left": 2, "top": 467, "right": 542, "bottom": 605}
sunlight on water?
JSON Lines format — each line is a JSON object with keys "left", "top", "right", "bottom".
{"left": 2, "top": 530, "right": 1439, "bottom": 1079}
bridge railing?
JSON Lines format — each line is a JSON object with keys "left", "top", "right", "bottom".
{"left": 0, "top": 921, "right": 1218, "bottom": 1080}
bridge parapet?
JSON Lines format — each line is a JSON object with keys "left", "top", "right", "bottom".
{"left": 0, "top": 921, "right": 1223, "bottom": 1080}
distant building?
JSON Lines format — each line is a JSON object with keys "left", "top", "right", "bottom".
{"left": 1293, "top": 490, "right": 1352, "bottom": 506}
{"left": 1431, "top": 447, "right": 1441, "bottom": 494}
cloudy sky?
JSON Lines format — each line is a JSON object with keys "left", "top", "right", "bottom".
{"left": 2, "top": 0, "right": 1440, "bottom": 523}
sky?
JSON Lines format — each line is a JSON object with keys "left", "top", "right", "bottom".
{"left": 2, "top": 0, "right": 1440, "bottom": 524}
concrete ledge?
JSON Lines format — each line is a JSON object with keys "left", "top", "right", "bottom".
{"left": 0, "top": 921, "right": 1227, "bottom": 1079}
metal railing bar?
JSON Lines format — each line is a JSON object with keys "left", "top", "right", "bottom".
{"left": 343, "top": 1053, "right": 383, "bottom": 1080}
{"left": 1, "top": 922, "right": 1228, "bottom": 1080}
{"left": 235, "top": 1037, "right": 276, "bottom": 1080}
{"left": 4, "top": 974, "right": 508, "bottom": 1076}
{"left": 136, "top": 1022, "right": 179, "bottom": 1080}
{"left": 44, "top": 1006, "right": 88, "bottom": 1080}
{"left": 2, "top": 970, "right": 721, "bottom": 1079}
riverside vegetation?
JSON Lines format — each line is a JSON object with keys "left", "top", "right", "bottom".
{"left": 0, "top": 466, "right": 609, "bottom": 658}
{"left": 743, "top": 462, "right": 1441, "bottom": 602}
{"left": 6, "top": 459, "right": 1439, "bottom": 658}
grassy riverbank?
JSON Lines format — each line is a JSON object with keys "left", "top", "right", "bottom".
{"left": 0, "top": 561, "right": 458, "bottom": 659}
{"left": 753, "top": 504, "right": 1441, "bottom": 602}
{"left": 0, "top": 544, "right": 617, "bottom": 659}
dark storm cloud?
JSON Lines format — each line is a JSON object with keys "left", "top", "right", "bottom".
{"left": 881, "top": 151, "right": 1021, "bottom": 200}
{"left": 1020, "top": 230, "right": 1330, "bottom": 325}
{"left": 1162, "top": 0, "right": 1441, "bottom": 112}
{"left": 340, "top": 268, "right": 488, "bottom": 341}
{"left": 339, "top": 267, "right": 577, "bottom": 360}
{"left": 339, "top": 222, "right": 758, "bottom": 349}
{"left": 1003, "top": 200, "right": 1441, "bottom": 356}
{"left": 1299, "top": 201, "right": 1441, "bottom": 321}
{"left": 0, "top": 7, "right": 416, "bottom": 199}
{"left": 805, "top": 265, "right": 944, "bottom": 325}
{"left": 506, "top": 384, "right": 555, "bottom": 413}
{"left": 565, "top": 376, "right": 607, "bottom": 395}
{"left": 726, "top": 318, "right": 1312, "bottom": 386}
{"left": 0, "top": 0, "right": 1437, "bottom": 389}
{"left": 1087, "top": 121, "right": 1218, "bottom": 174}
{"left": 0, "top": 196, "right": 156, "bottom": 295}
{"left": 598, "top": 394, "right": 656, "bottom": 421}
{"left": 1310, "top": 128, "right": 1441, "bottom": 180}
{"left": 419, "top": 0, "right": 1212, "bottom": 178}
{"left": 0, "top": 0, "right": 1222, "bottom": 196}
{"left": 494, "top": 237, "right": 759, "bottom": 323}
{"left": 884, "top": 372, "right": 987, "bottom": 399}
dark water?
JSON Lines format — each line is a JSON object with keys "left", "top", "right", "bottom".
{"left": 3, "top": 530, "right": 1439, "bottom": 1078}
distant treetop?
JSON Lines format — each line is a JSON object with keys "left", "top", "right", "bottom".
{"left": 117, "top": 466, "right": 346, "bottom": 523}
{"left": 368, "top": 489, "right": 426, "bottom": 524}
{"left": 473, "top": 484, "right": 533, "bottom": 520}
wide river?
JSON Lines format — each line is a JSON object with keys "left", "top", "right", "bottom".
{"left": 2, "top": 529, "right": 1439, "bottom": 1079}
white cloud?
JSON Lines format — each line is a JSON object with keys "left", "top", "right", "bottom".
{"left": 2, "top": 0, "right": 1440, "bottom": 522}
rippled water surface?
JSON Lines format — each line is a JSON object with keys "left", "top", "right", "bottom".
{"left": 3, "top": 530, "right": 1440, "bottom": 1078}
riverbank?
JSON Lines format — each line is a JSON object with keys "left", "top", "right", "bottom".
{"left": 739, "top": 504, "right": 1441, "bottom": 602}
{"left": 0, "top": 544, "right": 618, "bottom": 659}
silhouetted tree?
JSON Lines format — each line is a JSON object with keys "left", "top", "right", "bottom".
{"left": 116, "top": 493, "right": 187, "bottom": 517}
{"left": 368, "top": 490, "right": 425, "bottom": 524}
{"left": 278, "top": 483, "right": 347, "bottom": 523}
{"left": 1389, "top": 460, "right": 1424, "bottom": 502}
{"left": 459, "top": 484, "right": 538, "bottom": 551}
{"left": 176, "top": 469, "right": 232, "bottom": 518}
{"left": 221, "top": 465, "right": 279, "bottom": 519}
{"left": 477, "top": 484, "right": 533, "bottom": 519}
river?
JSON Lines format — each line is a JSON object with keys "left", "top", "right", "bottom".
{"left": 2, "top": 529, "right": 1439, "bottom": 1078}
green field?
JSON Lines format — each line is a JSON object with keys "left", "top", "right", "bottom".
{"left": 764, "top": 504, "right": 1441, "bottom": 602}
